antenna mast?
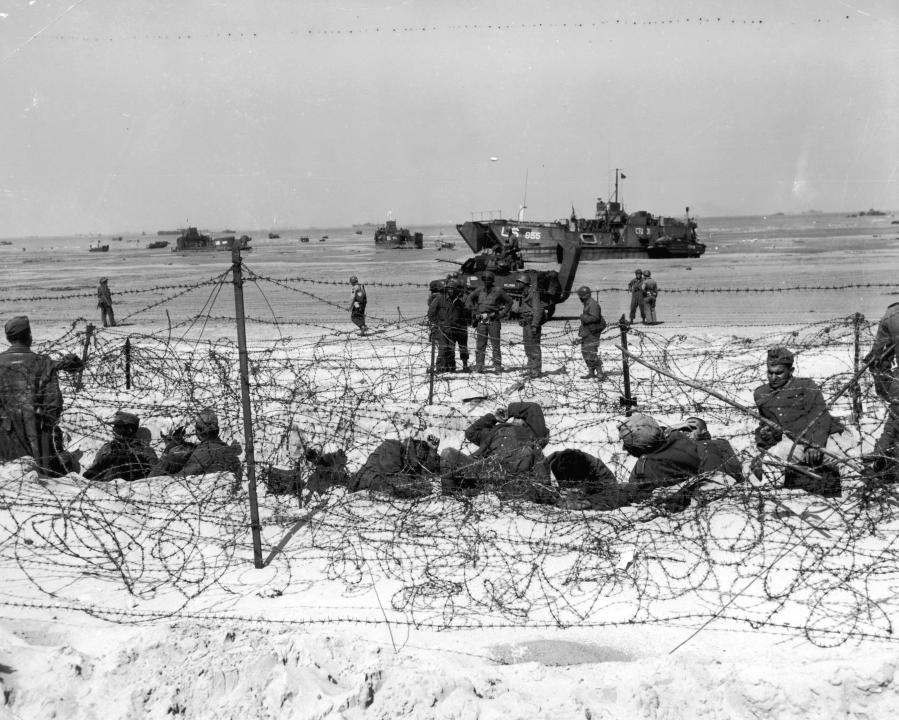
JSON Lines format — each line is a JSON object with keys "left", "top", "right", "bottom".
{"left": 518, "top": 168, "right": 529, "bottom": 222}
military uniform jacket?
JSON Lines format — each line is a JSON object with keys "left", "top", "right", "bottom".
{"left": 642, "top": 278, "right": 658, "bottom": 299}
{"left": 753, "top": 377, "right": 843, "bottom": 448}
{"left": 350, "top": 438, "right": 439, "bottom": 497}
{"left": 97, "top": 285, "right": 112, "bottom": 307}
{"left": 578, "top": 297, "right": 605, "bottom": 338}
{"left": 178, "top": 438, "right": 243, "bottom": 480}
{"left": 627, "top": 431, "right": 701, "bottom": 489}
{"left": 466, "top": 286, "right": 513, "bottom": 321}
{"left": 465, "top": 401, "right": 549, "bottom": 475}
{"left": 870, "top": 302, "right": 899, "bottom": 369}
{"left": 518, "top": 285, "right": 545, "bottom": 330}
{"left": 627, "top": 277, "right": 644, "bottom": 296}
{"left": 427, "top": 293, "right": 469, "bottom": 330}
{"left": 0, "top": 344, "right": 63, "bottom": 464}
{"left": 351, "top": 284, "right": 367, "bottom": 316}
{"left": 696, "top": 437, "right": 744, "bottom": 482}
{"left": 83, "top": 438, "right": 158, "bottom": 481}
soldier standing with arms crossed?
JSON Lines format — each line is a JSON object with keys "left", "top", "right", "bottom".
{"left": 627, "top": 269, "right": 646, "bottom": 324}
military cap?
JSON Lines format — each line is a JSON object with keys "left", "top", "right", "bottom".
{"left": 576, "top": 285, "right": 592, "bottom": 297}
{"left": 349, "top": 275, "right": 358, "bottom": 284}
{"left": 195, "top": 408, "right": 220, "bottom": 431}
{"left": 643, "top": 270, "right": 652, "bottom": 277}
{"left": 766, "top": 346, "right": 794, "bottom": 366}
{"left": 112, "top": 410, "right": 140, "bottom": 427}
{"left": 618, "top": 413, "right": 662, "bottom": 447}
{"left": 4, "top": 316, "right": 30, "bottom": 337}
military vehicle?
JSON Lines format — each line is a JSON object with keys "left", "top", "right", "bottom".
{"left": 457, "top": 169, "right": 705, "bottom": 261}
{"left": 429, "top": 227, "right": 582, "bottom": 322}
{"left": 375, "top": 218, "right": 423, "bottom": 249}
{"left": 172, "top": 227, "right": 252, "bottom": 252}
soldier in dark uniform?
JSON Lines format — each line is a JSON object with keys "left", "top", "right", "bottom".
{"left": 518, "top": 271, "right": 545, "bottom": 378}
{"left": 97, "top": 277, "right": 116, "bottom": 328}
{"left": 642, "top": 269, "right": 658, "bottom": 324}
{"left": 440, "top": 401, "right": 550, "bottom": 500}
{"left": 0, "top": 316, "right": 68, "bottom": 475}
{"left": 466, "top": 271, "right": 513, "bottom": 373}
{"left": 83, "top": 411, "right": 158, "bottom": 481}
{"left": 675, "top": 416, "right": 744, "bottom": 482}
{"left": 617, "top": 413, "right": 702, "bottom": 510}
{"left": 752, "top": 346, "right": 851, "bottom": 495}
{"left": 349, "top": 275, "right": 368, "bottom": 335}
{"left": 349, "top": 434, "right": 440, "bottom": 499}
{"left": 865, "top": 301, "right": 899, "bottom": 482}
{"left": 574, "top": 285, "right": 606, "bottom": 379}
{"left": 627, "top": 269, "right": 646, "bottom": 324}
{"left": 427, "top": 278, "right": 470, "bottom": 373}
{"left": 148, "top": 424, "right": 196, "bottom": 476}
{"left": 545, "top": 448, "right": 619, "bottom": 510}
{"left": 178, "top": 409, "right": 243, "bottom": 487}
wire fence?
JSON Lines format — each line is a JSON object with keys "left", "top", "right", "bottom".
{"left": 1, "top": 266, "right": 897, "bottom": 651}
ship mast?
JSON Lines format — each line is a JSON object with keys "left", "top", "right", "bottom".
{"left": 518, "top": 168, "right": 528, "bottom": 222}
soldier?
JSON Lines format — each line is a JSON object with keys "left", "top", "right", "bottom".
{"left": 574, "top": 285, "right": 606, "bottom": 379}
{"left": 178, "top": 409, "right": 243, "bottom": 487}
{"left": 466, "top": 270, "right": 513, "bottom": 373}
{"left": 752, "top": 346, "right": 852, "bottom": 496}
{"left": 0, "top": 316, "right": 68, "bottom": 475}
{"left": 518, "top": 271, "right": 545, "bottom": 378}
{"left": 617, "top": 413, "right": 702, "bottom": 510}
{"left": 348, "top": 433, "right": 440, "bottom": 499}
{"left": 263, "top": 427, "right": 349, "bottom": 498}
{"left": 148, "top": 424, "right": 196, "bottom": 477}
{"left": 864, "top": 301, "right": 899, "bottom": 482}
{"left": 627, "top": 269, "right": 646, "bottom": 324}
{"left": 427, "top": 278, "right": 470, "bottom": 373}
{"left": 642, "top": 269, "right": 658, "bottom": 324}
{"left": 97, "top": 277, "right": 116, "bottom": 328}
{"left": 546, "top": 448, "right": 619, "bottom": 510}
{"left": 440, "top": 401, "right": 550, "bottom": 500}
{"left": 349, "top": 275, "right": 368, "bottom": 335}
{"left": 675, "top": 416, "right": 744, "bottom": 482}
{"left": 83, "top": 411, "right": 158, "bottom": 481}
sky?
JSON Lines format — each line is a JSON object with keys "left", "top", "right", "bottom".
{"left": 0, "top": 0, "right": 897, "bottom": 236}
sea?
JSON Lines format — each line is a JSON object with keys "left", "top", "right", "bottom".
{"left": 1, "top": 212, "right": 897, "bottom": 336}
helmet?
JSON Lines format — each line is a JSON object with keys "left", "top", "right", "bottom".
{"left": 576, "top": 285, "right": 591, "bottom": 297}
{"left": 349, "top": 275, "right": 358, "bottom": 284}
{"left": 643, "top": 269, "right": 651, "bottom": 277}
{"left": 618, "top": 413, "right": 662, "bottom": 448}
{"left": 634, "top": 269, "right": 643, "bottom": 275}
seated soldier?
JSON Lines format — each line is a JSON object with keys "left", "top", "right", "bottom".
{"left": 263, "top": 427, "right": 349, "bottom": 498}
{"left": 752, "top": 346, "right": 851, "bottom": 497}
{"left": 617, "top": 413, "right": 702, "bottom": 511}
{"left": 348, "top": 432, "right": 440, "bottom": 499}
{"left": 177, "top": 409, "right": 243, "bottom": 486}
{"left": 83, "top": 411, "right": 158, "bottom": 482}
{"left": 148, "top": 424, "right": 197, "bottom": 477}
{"left": 545, "top": 448, "right": 620, "bottom": 510}
{"left": 674, "top": 416, "right": 744, "bottom": 483}
{"left": 440, "top": 401, "right": 550, "bottom": 500}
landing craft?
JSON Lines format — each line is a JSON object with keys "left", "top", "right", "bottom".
{"left": 457, "top": 169, "right": 706, "bottom": 261}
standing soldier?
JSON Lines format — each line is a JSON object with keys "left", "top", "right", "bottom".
{"left": 466, "top": 271, "right": 513, "bottom": 373}
{"left": 519, "top": 271, "right": 545, "bottom": 378}
{"left": 349, "top": 275, "right": 368, "bottom": 335}
{"left": 627, "top": 269, "right": 646, "bottom": 324}
{"left": 427, "top": 278, "right": 470, "bottom": 372}
{"left": 642, "top": 269, "right": 659, "bottom": 324}
{"left": 864, "top": 301, "right": 899, "bottom": 482}
{"left": 97, "top": 277, "right": 116, "bottom": 327}
{"left": 0, "top": 316, "right": 66, "bottom": 475}
{"left": 574, "top": 285, "right": 606, "bottom": 379}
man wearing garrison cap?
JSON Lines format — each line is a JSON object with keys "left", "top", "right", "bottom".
{"left": 177, "top": 408, "right": 243, "bottom": 488}
{"left": 0, "top": 316, "right": 67, "bottom": 475}
{"left": 752, "top": 346, "right": 853, "bottom": 495}
{"left": 82, "top": 410, "right": 158, "bottom": 482}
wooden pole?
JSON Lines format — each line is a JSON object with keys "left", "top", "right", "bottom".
{"left": 851, "top": 312, "right": 864, "bottom": 426}
{"left": 75, "top": 323, "right": 94, "bottom": 391}
{"left": 231, "top": 246, "right": 264, "bottom": 569}
{"left": 124, "top": 337, "right": 132, "bottom": 390}
{"left": 618, "top": 315, "right": 637, "bottom": 415}
{"left": 427, "top": 336, "right": 437, "bottom": 405}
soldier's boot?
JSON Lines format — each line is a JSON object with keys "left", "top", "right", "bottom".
{"left": 461, "top": 358, "right": 470, "bottom": 372}
{"left": 580, "top": 368, "right": 596, "bottom": 379}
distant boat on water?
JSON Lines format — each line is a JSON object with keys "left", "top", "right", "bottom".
{"left": 374, "top": 218, "right": 423, "bottom": 249}
{"left": 89, "top": 240, "right": 109, "bottom": 252}
{"left": 299, "top": 236, "right": 310, "bottom": 243}
{"left": 435, "top": 239, "right": 455, "bottom": 250}
{"left": 355, "top": 230, "right": 363, "bottom": 235}
{"left": 172, "top": 227, "right": 251, "bottom": 252}
{"left": 157, "top": 229, "right": 183, "bottom": 236}
{"left": 147, "top": 240, "right": 169, "bottom": 249}
{"left": 320, "top": 235, "right": 328, "bottom": 242}
{"left": 268, "top": 232, "right": 280, "bottom": 239}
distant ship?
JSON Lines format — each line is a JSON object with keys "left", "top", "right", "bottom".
{"left": 157, "top": 229, "right": 183, "bottom": 236}
{"left": 89, "top": 240, "right": 109, "bottom": 252}
{"left": 147, "top": 240, "right": 169, "bottom": 249}
{"left": 172, "top": 227, "right": 251, "bottom": 252}
{"left": 374, "top": 218, "right": 423, "bottom": 249}
{"left": 299, "top": 236, "right": 310, "bottom": 243}
{"left": 456, "top": 169, "right": 705, "bottom": 261}
{"left": 268, "top": 232, "right": 280, "bottom": 239}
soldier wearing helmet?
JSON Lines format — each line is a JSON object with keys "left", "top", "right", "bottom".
{"left": 349, "top": 275, "right": 368, "bottom": 335}
{"left": 427, "top": 277, "right": 471, "bottom": 372}
{"left": 642, "top": 269, "right": 659, "bottom": 324}
{"left": 97, "top": 277, "right": 116, "bottom": 327}
{"left": 465, "top": 271, "right": 513, "bottom": 373}
{"left": 627, "top": 269, "right": 646, "bottom": 324}
{"left": 574, "top": 285, "right": 606, "bottom": 379}
{"left": 518, "top": 271, "right": 546, "bottom": 378}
